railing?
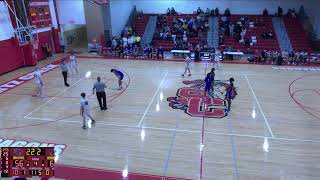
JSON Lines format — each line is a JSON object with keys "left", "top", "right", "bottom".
{"left": 125, "top": 5, "right": 137, "bottom": 28}
{"left": 298, "top": 6, "right": 318, "bottom": 41}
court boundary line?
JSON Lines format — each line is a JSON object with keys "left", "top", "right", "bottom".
{"left": 21, "top": 116, "right": 320, "bottom": 143}
{"left": 77, "top": 56, "right": 320, "bottom": 67}
{"left": 137, "top": 72, "right": 168, "bottom": 127}
{"left": 0, "top": 56, "right": 68, "bottom": 95}
{"left": 244, "top": 74, "right": 275, "bottom": 138}
{"left": 24, "top": 78, "right": 84, "bottom": 119}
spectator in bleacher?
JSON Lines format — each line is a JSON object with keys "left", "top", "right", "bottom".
{"left": 215, "top": 8, "right": 219, "bottom": 16}
{"left": 137, "top": 10, "right": 143, "bottom": 20}
{"left": 287, "top": 8, "right": 296, "bottom": 18}
{"left": 224, "top": 8, "right": 231, "bottom": 17}
{"left": 263, "top": 8, "right": 269, "bottom": 16}
{"left": 157, "top": 46, "right": 164, "bottom": 59}
{"left": 277, "top": 6, "right": 283, "bottom": 16}
{"left": 210, "top": 8, "right": 215, "bottom": 16}
{"left": 166, "top": 8, "right": 171, "bottom": 15}
{"left": 205, "top": 8, "right": 211, "bottom": 17}
{"left": 277, "top": 54, "right": 284, "bottom": 65}
{"left": 128, "top": 35, "right": 134, "bottom": 47}
{"left": 122, "top": 35, "right": 128, "bottom": 47}
{"left": 197, "top": 7, "right": 202, "bottom": 15}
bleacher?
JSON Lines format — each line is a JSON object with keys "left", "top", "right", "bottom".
{"left": 219, "top": 15, "right": 280, "bottom": 53}
{"left": 152, "top": 14, "right": 208, "bottom": 50}
{"left": 283, "top": 16, "right": 313, "bottom": 52}
{"left": 133, "top": 14, "right": 152, "bottom": 36}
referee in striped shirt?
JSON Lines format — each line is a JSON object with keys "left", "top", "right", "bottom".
{"left": 92, "top": 76, "right": 107, "bottom": 110}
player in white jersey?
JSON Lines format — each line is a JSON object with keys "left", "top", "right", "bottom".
{"left": 70, "top": 54, "right": 78, "bottom": 75}
{"left": 33, "top": 67, "right": 44, "bottom": 98}
{"left": 80, "top": 92, "right": 96, "bottom": 129}
{"left": 181, "top": 55, "right": 191, "bottom": 77}
{"left": 214, "top": 49, "right": 222, "bottom": 70}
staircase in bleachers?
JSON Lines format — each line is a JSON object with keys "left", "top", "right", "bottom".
{"left": 219, "top": 15, "right": 280, "bottom": 53}
{"left": 207, "top": 17, "right": 219, "bottom": 49}
{"left": 140, "top": 16, "right": 157, "bottom": 47}
{"left": 152, "top": 14, "right": 208, "bottom": 50}
{"left": 272, "top": 17, "right": 293, "bottom": 52}
{"left": 283, "top": 16, "right": 313, "bottom": 52}
{"left": 133, "top": 14, "right": 151, "bottom": 37}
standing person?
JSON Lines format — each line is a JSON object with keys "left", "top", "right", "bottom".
{"left": 225, "top": 77, "right": 237, "bottom": 112}
{"left": 80, "top": 92, "right": 96, "bottom": 129}
{"left": 204, "top": 68, "right": 215, "bottom": 96}
{"left": 92, "top": 76, "right": 107, "bottom": 110}
{"left": 69, "top": 54, "right": 78, "bottom": 75}
{"left": 181, "top": 55, "right": 191, "bottom": 77}
{"left": 111, "top": 69, "right": 124, "bottom": 90}
{"left": 214, "top": 49, "right": 222, "bottom": 70}
{"left": 60, "top": 61, "right": 70, "bottom": 87}
{"left": 33, "top": 67, "right": 44, "bottom": 98}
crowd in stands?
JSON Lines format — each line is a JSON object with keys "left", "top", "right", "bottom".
{"left": 254, "top": 50, "right": 311, "bottom": 65}
{"left": 111, "top": 24, "right": 165, "bottom": 59}
{"left": 154, "top": 7, "right": 210, "bottom": 50}
{"left": 263, "top": 6, "right": 297, "bottom": 18}
{"left": 111, "top": 26, "right": 145, "bottom": 58}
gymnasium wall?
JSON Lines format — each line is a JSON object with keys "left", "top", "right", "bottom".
{"left": 0, "top": 1, "right": 24, "bottom": 74}
{"left": 55, "top": 0, "right": 86, "bottom": 25}
{"left": 83, "top": 0, "right": 104, "bottom": 42}
{"left": 303, "top": 0, "right": 320, "bottom": 39}
{"left": 110, "top": 0, "right": 134, "bottom": 36}
{"left": 133, "top": 0, "right": 302, "bottom": 15}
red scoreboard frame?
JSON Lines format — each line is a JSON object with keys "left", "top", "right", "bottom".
{"left": 0, "top": 147, "right": 54, "bottom": 178}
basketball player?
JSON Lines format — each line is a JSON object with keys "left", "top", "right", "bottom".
{"left": 33, "top": 67, "right": 44, "bottom": 98}
{"left": 181, "top": 55, "right": 191, "bottom": 77}
{"left": 92, "top": 76, "right": 107, "bottom": 110}
{"left": 204, "top": 68, "right": 215, "bottom": 97}
{"left": 80, "top": 92, "right": 96, "bottom": 129}
{"left": 214, "top": 49, "right": 222, "bottom": 70}
{"left": 60, "top": 61, "right": 70, "bottom": 87}
{"left": 225, "top": 77, "right": 237, "bottom": 112}
{"left": 111, "top": 69, "right": 124, "bottom": 90}
{"left": 69, "top": 54, "right": 78, "bottom": 75}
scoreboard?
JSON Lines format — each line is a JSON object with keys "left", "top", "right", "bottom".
{"left": 0, "top": 147, "right": 54, "bottom": 178}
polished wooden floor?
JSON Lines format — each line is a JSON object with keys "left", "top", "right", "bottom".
{"left": 1, "top": 55, "right": 320, "bottom": 180}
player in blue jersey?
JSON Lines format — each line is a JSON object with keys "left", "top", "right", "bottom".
{"left": 204, "top": 68, "right": 215, "bottom": 96}
{"left": 111, "top": 69, "right": 124, "bottom": 90}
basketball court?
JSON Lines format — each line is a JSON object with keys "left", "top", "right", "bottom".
{"left": 1, "top": 55, "right": 320, "bottom": 179}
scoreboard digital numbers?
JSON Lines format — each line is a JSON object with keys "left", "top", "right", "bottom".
{"left": 0, "top": 147, "right": 54, "bottom": 178}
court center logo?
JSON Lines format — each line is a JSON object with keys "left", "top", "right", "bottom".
{"left": 167, "top": 79, "right": 228, "bottom": 118}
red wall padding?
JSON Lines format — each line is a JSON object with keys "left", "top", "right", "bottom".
{"left": 0, "top": 37, "right": 25, "bottom": 74}
{"left": 36, "top": 31, "right": 52, "bottom": 60}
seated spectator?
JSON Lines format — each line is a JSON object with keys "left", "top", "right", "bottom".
{"left": 127, "top": 36, "right": 134, "bottom": 46}
{"left": 122, "top": 36, "right": 128, "bottom": 47}
{"left": 224, "top": 8, "right": 231, "bottom": 17}
{"left": 197, "top": 7, "right": 202, "bottom": 15}
{"left": 166, "top": 8, "right": 171, "bottom": 15}
{"left": 215, "top": 8, "right": 219, "bottom": 16}
{"left": 157, "top": 46, "right": 164, "bottom": 59}
{"left": 171, "top": 7, "right": 177, "bottom": 15}
{"left": 277, "top": 54, "right": 284, "bottom": 65}
{"left": 137, "top": 10, "right": 143, "bottom": 20}
{"left": 205, "top": 8, "right": 211, "bottom": 17}
{"left": 136, "top": 35, "right": 141, "bottom": 45}
{"left": 263, "top": 8, "right": 269, "bottom": 16}
{"left": 277, "top": 6, "right": 283, "bottom": 16}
